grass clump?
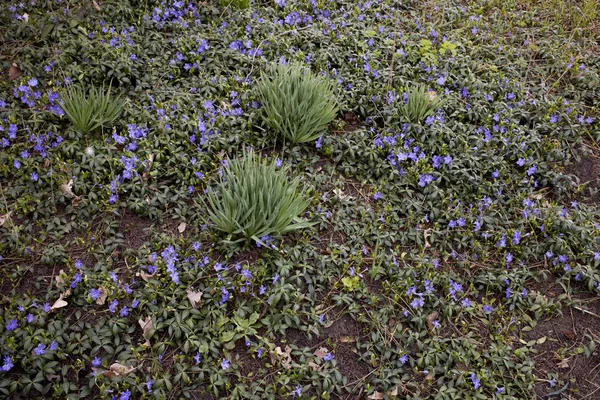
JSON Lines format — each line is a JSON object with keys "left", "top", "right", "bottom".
{"left": 257, "top": 63, "right": 338, "bottom": 144}
{"left": 206, "top": 149, "right": 313, "bottom": 245}
{"left": 61, "top": 83, "right": 123, "bottom": 134}
{"left": 399, "top": 84, "right": 444, "bottom": 124}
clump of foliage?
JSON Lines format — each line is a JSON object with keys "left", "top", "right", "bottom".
{"left": 257, "top": 63, "right": 338, "bottom": 144}
{"left": 61, "top": 83, "right": 123, "bottom": 134}
{"left": 206, "top": 149, "right": 312, "bottom": 245}
{"left": 219, "top": 0, "right": 249, "bottom": 9}
{"left": 399, "top": 84, "right": 444, "bottom": 124}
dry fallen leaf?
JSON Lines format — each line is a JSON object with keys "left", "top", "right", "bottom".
{"left": 272, "top": 345, "right": 292, "bottom": 369}
{"left": 96, "top": 286, "right": 108, "bottom": 305}
{"left": 42, "top": 158, "right": 51, "bottom": 169}
{"left": 339, "top": 336, "right": 355, "bottom": 343}
{"left": 186, "top": 288, "right": 203, "bottom": 308}
{"left": 368, "top": 391, "right": 384, "bottom": 400}
{"left": 92, "top": 0, "right": 102, "bottom": 11}
{"left": 55, "top": 269, "right": 67, "bottom": 285}
{"left": 72, "top": 196, "right": 83, "bottom": 207}
{"left": 560, "top": 329, "right": 576, "bottom": 341}
{"left": 8, "top": 64, "right": 23, "bottom": 81}
{"left": 177, "top": 222, "right": 187, "bottom": 233}
{"left": 139, "top": 270, "right": 155, "bottom": 282}
{"left": 308, "top": 360, "right": 321, "bottom": 371}
{"left": 138, "top": 316, "right": 152, "bottom": 346}
{"left": 426, "top": 311, "right": 438, "bottom": 331}
{"left": 423, "top": 228, "right": 432, "bottom": 248}
{"left": 100, "top": 363, "right": 136, "bottom": 378}
{"left": 142, "top": 154, "right": 154, "bottom": 181}
{"left": 51, "top": 294, "right": 68, "bottom": 310}
{"left": 0, "top": 211, "right": 13, "bottom": 227}
{"left": 60, "top": 179, "right": 76, "bottom": 198}
{"left": 313, "top": 347, "right": 329, "bottom": 359}
{"left": 557, "top": 358, "right": 570, "bottom": 369}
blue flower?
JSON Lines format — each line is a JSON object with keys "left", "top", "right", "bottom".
{"left": 34, "top": 344, "right": 46, "bottom": 355}
{"left": 292, "top": 385, "right": 302, "bottom": 397}
{"left": 5, "top": 319, "right": 17, "bottom": 331}
{"left": 470, "top": 373, "right": 481, "bottom": 389}
{"left": 88, "top": 289, "right": 100, "bottom": 302}
{"left": 323, "top": 353, "right": 335, "bottom": 361}
{"left": 315, "top": 135, "right": 323, "bottom": 149}
{"left": 1, "top": 356, "right": 13, "bottom": 371}
{"left": 221, "top": 358, "right": 230, "bottom": 370}
{"left": 483, "top": 305, "right": 493, "bottom": 313}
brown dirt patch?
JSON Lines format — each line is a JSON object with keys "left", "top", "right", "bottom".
{"left": 525, "top": 294, "right": 600, "bottom": 399}
{"left": 0, "top": 258, "right": 58, "bottom": 299}
{"left": 330, "top": 112, "right": 363, "bottom": 135}
{"left": 120, "top": 210, "right": 153, "bottom": 250}
{"left": 564, "top": 147, "right": 600, "bottom": 204}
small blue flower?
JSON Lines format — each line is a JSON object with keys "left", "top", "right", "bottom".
{"left": 1, "top": 356, "right": 13, "bottom": 371}
{"left": 221, "top": 358, "right": 230, "bottom": 370}
{"left": 34, "top": 344, "right": 46, "bottom": 355}
{"left": 5, "top": 319, "right": 17, "bottom": 331}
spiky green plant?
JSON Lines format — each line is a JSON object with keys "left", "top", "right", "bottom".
{"left": 257, "top": 63, "right": 338, "bottom": 144}
{"left": 61, "top": 83, "right": 123, "bottom": 134}
{"left": 206, "top": 150, "right": 313, "bottom": 245}
{"left": 398, "top": 84, "right": 444, "bottom": 124}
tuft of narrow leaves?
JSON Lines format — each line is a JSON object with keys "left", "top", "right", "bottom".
{"left": 399, "top": 84, "right": 444, "bottom": 124}
{"left": 206, "top": 150, "right": 313, "bottom": 245}
{"left": 257, "top": 63, "right": 338, "bottom": 144}
{"left": 61, "top": 83, "right": 123, "bottom": 134}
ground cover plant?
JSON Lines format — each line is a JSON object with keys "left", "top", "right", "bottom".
{"left": 0, "top": 0, "right": 599, "bottom": 399}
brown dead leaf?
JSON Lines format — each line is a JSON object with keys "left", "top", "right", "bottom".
{"left": 339, "top": 336, "right": 355, "bottom": 343}
{"left": 313, "top": 347, "right": 329, "bottom": 359}
{"left": 138, "top": 316, "right": 152, "bottom": 346}
{"left": 50, "top": 294, "right": 68, "bottom": 310}
{"left": 560, "top": 329, "right": 576, "bottom": 341}
{"left": 308, "top": 360, "right": 321, "bottom": 371}
{"left": 42, "top": 159, "right": 51, "bottom": 169}
{"left": 557, "top": 358, "right": 570, "bottom": 369}
{"left": 423, "top": 228, "right": 431, "bottom": 248}
{"left": 426, "top": 311, "right": 438, "bottom": 331}
{"left": 60, "top": 179, "right": 76, "bottom": 198}
{"left": 96, "top": 286, "right": 108, "bottom": 305}
{"left": 92, "top": 0, "right": 102, "bottom": 11}
{"left": 177, "top": 222, "right": 187, "bottom": 233}
{"left": 272, "top": 345, "right": 292, "bottom": 369}
{"left": 0, "top": 211, "right": 13, "bottom": 227}
{"left": 144, "top": 194, "right": 151, "bottom": 205}
{"left": 72, "top": 196, "right": 83, "bottom": 207}
{"left": 186, "top": 288, "right": 202, "bottom": 308}
{"left": 139, "top": 270, "right": 155, "bottom": 282}
{"left": 368, "top": 392, "right": 384, "bottom": 400}
{"left": 8, "top": 64, "right": 22, "bottom": 81}
{"left": 55, "top": 269, "right": 67, "bottom": 285}
{"left": 101, "top": 363, "right": 136, "bottom": 378}
{"left": 142, "top": 154, "right": 154, "bottom": 181}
